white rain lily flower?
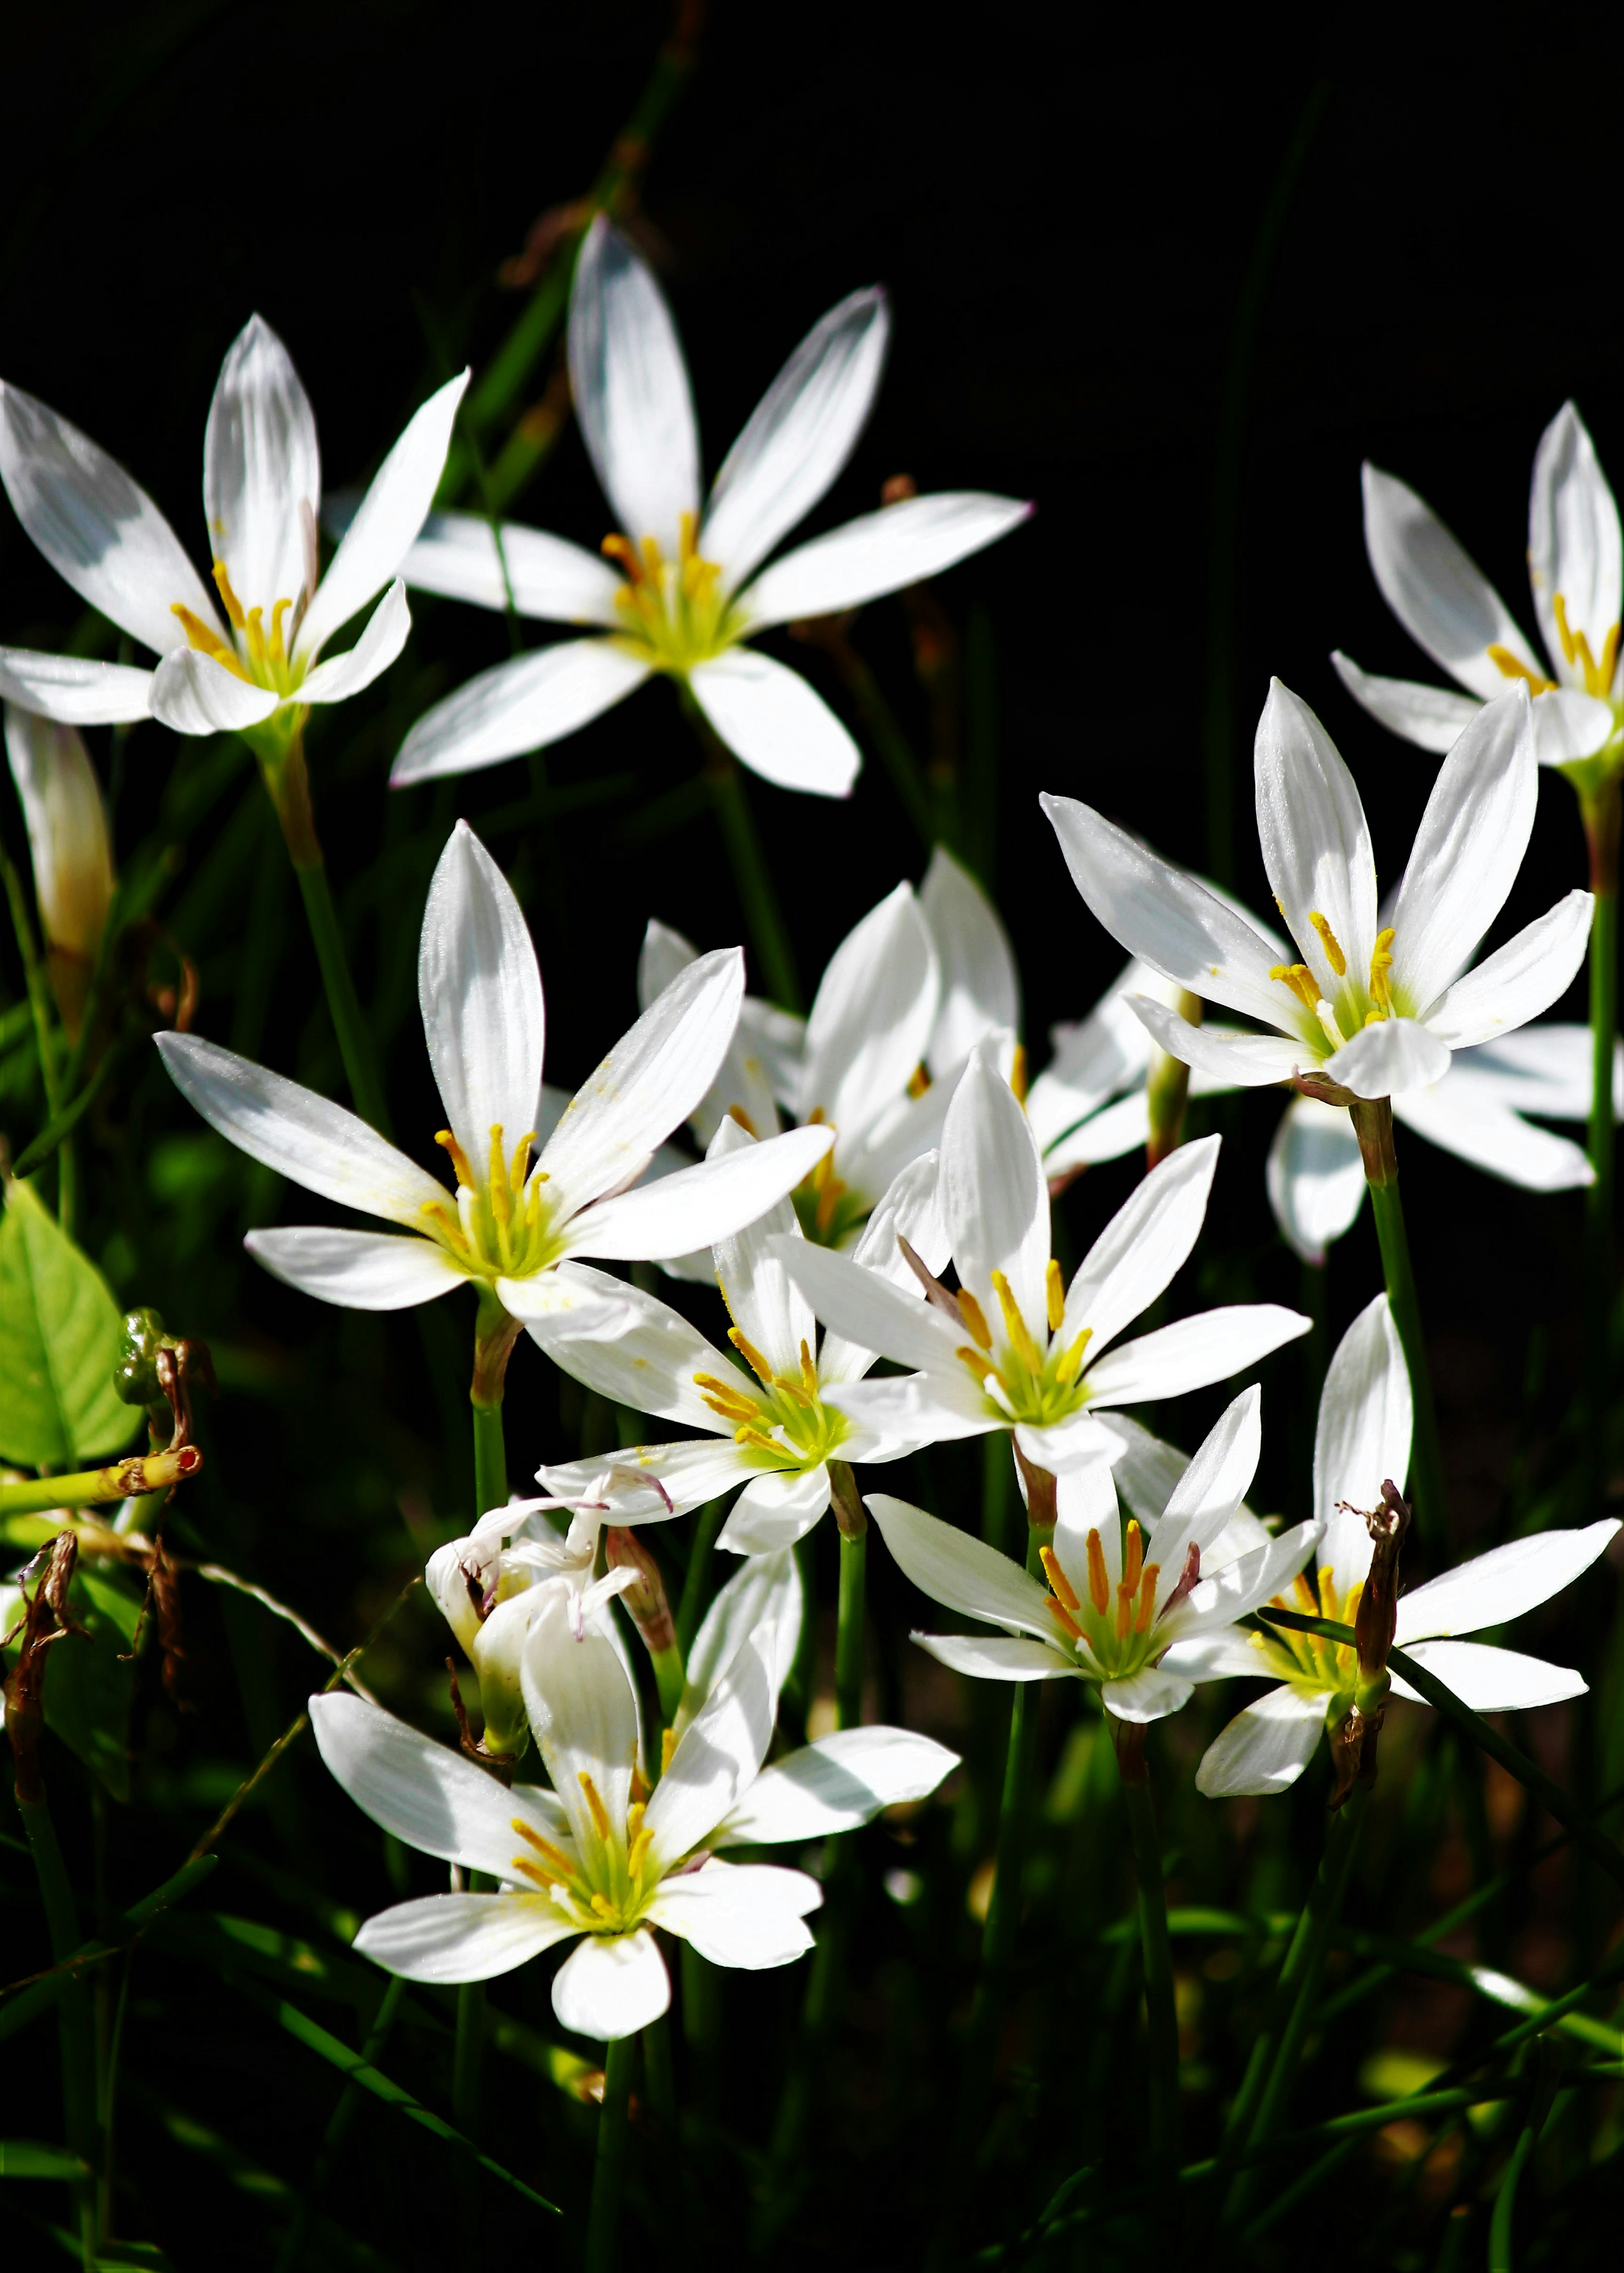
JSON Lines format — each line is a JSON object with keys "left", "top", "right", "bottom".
{"left": 774, "top": 1050, "right": 1310, "bottom": 1480}
{"left": 1333, "top": 403, "right": 1624, "bottom": 768}
{"left": 5, "top": 702, "right": 115, "bottom": 1039}
{"left": 867, "top": 1385, "right": 1320, "bottom": 1722}
{"left": 1044, "top": 680, "right": 1594, "bottom": 1106}
{"left": 0, "top": 314, "right": 465, "bottom": 745}
{"left": 530, "top": 1140, "right": 951, "bottom": 1555}
{"left": 917, "top": 847, "right": 1021, "bottom": 1080}
{"left": 1195, "top": 1294, "right": 1621, "bottom": 1797}
{"left": 388, "top": 217, "right": 1030, "bottom": 796}
{"left": 154, "top": 819, "right": 831, "bottom": 1338}
{"left": 311, "top": 1586, "right": 957, "bottom": 2042}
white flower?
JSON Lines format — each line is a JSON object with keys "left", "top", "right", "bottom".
{"left": 773, "top": 1050, "right": 1310, "bottom": 1478}
{"left": 1194, "top": 1295, "right": 1620, "bottom": 1797}
{"left": 154, "top": 819, "right": 831, "bottom": 1333}
{"left": 531, "top": 1138, "right": 951, "bottom": 1555}
{"left": 866, "top": 1385, "right": 1320, "bottom": 1721}
{"left": 1044, "top": 679, "right": 1594, "bottom": 1105}
{"left": 388, "top": 217, "right": 1030, "bottom": 798}
{"left": 4, "top": 702, "right": 115, "bottom": 1039}
{"left": 1333, "top": 403, "right": 1623, "bottom": 767}
{"left": 916, "top": 847, "right": 1022, "bottom": 1078}
{"left": 0, "top": 315, "right": 465, "bottom": 744}
{"left": 311, "top": 1577, "right": 957, "bottom": 2043}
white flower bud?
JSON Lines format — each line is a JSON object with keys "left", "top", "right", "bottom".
{"left": 5, "top": 705, "right": 115, "bottom": 1039}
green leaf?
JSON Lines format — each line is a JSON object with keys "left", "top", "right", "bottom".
{"left": 0, "top": 1176, "right": 137, "bottom": 1465}
{"left": 0, "top": 2139, "right": 90, "bottom": 2178}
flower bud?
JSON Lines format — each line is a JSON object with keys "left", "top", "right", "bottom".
{"left": 5, "top": 705, "right": 115, "bottom": 1040}
{"left": 605, "top": 1527, "right": 675, "bottom": 1653}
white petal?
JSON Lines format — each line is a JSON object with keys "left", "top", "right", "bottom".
{"left": 149, "top": 649, "right": 279, "bottom": 735}
{"left": 1459, "top": 1023, "right": 1611, "bottom": 1119}
{"left": 717, "top": 1465, "right": 831, "bottom": 1553}
{"left": 1361, "top": 461, "right": 1543, "bottom": 699}
{"left": 1315, "top": 1294, "right": 1410, "bottom": 1582}
{"left": 1082, "top": 1305, "right": 1310, "bottom": 1407}
{"left": 1159, "top": 1630, "right": 1278, "bottom": 1680}
{"left": 568, "top": 216, "right": 698, "bottom": 552}
{"left": 702, "top": 286, "right": 890, "bottom": 588}
{"left": 1160, "top": 1383, "right": 1262, "bottom": 1533}
{"left": 799, "top": 881, "right": 939, "bottom": 1141}
{"left": 1029, "top": 974, "right": 1155, "bottom": 1149}
{"left": 1393, "top": 1078, "right": 1594, "bottom": 1193}
{"left": 154, "top": 1031, "right": 448, "bottom": 1224}
{"left": 1172, "top": 1520, "right": 1323, "bottom": 1637}
{"left": 1424, "top": 893, "right": 1594, "bottom": 1050}
{"left": 1531, "top": 687, "right": 1616, "bottom": 766}
{"left": 716, "top": 1725, "right": 956, "bottom": 1846}
{"left": 520, "top": 1592, "right": 640, "bottom": 1853}
{"left": 678, "top": 1549, "right": 803, "bottom": 1734}
{"left": 1396, "top": 1519, "right": 1619, "bottom": 1642}
{"left": 354, "top": 1894, "right": 575, "bottom": 1983}
{"left": 865, "top": 1493, "right": 1053, "bottom": 1638}
{"left": 568, "top": 1125, "right": 833, "bottom": 1261}
{"left": 1322, "top": 1016, "right": 1453, "bottom": 1100}
{"left": 688, "top": 649, "right": 859, "bottom": 797}
{"left": 309, "top": 1692, "right": 565, "bottom": 1877}
{"left": 740, "top": 493, "right": 1032, "bottom": 628}
{"left": 1196, "top": 1688, "right": 1326, "bottom": 1797}
{"left": 244, "top": 1226, "right": 467, "bottom": 1309}
{"left": 500, "top": 1259, "right": 635, "bottom": 1338}
{"left": 0, "top": 647, "right": 154, "bottom": 725}
{"left": 1062, "top": 1133, "right": 1218, "bottom": 1355}
{"left": 821, "top": 1368, "right": 993, "bottom": 1448}
{"left": 705, "top": 1119, "right": 812, "bottom": 1374}
{"left": 1390, "top": 1640, "right": 1587, "bottom": 1712}
{"left": 646, "top": 1859, "right": 819, "bottom": 1968}
{"left": 391, "top": 640, "right": 650, "bottom": 785}
{"left": 296, "top": 370, "right": 468, "bottom": 661}
{"left": 1100, "top": 1666, "right": 1194, "bottom": 1722}
{"left": 645, "top": 1639, "right": 776, "bottom": 1870}
{"left": 0, "top": 380, "right": 221, "bottom": 656}
{"left": 1328, "top": 651, "right": 1481, "bottom": 754}
{"left": 1528, "top": 401, "right": 1621, "bottom": 687}
{"left": 519, "top": 1264, "right": 719, "bottom": 1427}
{"left": 297, "top": 579, "right": 411, "bottom": 705}
{"left": 1389, "top": 685, "right": 1537, "bottom": 1011}
{"left": 912, "top": 1630, "right": 1074, "bottom": 1681}
{"left": 941, "top": 1049, "right": 1049, "bottom": 1328}
{"left": 1128, "top": 996, "right": 1310, "bottom": 1089}
{"left": 1013, "top": 1411, "right": 1120, "bottom": 1475}
{"left": 551, "top": 1928, "right": 669, "bottom": 2042}
{"left": 1041, "top": 795, "right": 1293, "bottom": 1030}
{"left": 1266, "top": 1096, "right": 1366, "bottom": 1264}
{"left": 538, "top": 946, "right": 744, "bottom": 1217}
{"left": 847, "top": 1147, "right": 949, "bottom": 1287}
{"left": 539, "top": 1438, "right": 747, "bottom": 1519}
{"left": 397, "top": 509, "right": 623, "bottom": 624}
{"left": 203, "top": 315, "right": 320, "bottom": 627}
{"left": 919, "top": 848, "right": 1021, "bottom": 1076}
{"left": 5, "top": 706, "right": 112, "bottom": 958}
{"left": 1253, "top": 679, "right": 1377, "bottom": 1001}
{"left": 1032, "top": 1078, "right": 1154, "bottom": 1176}
{"left": 772, "top": 1235, "right": 960, "bottom": 1375}
{"left": 418, "top": 820, "right": 545, "bottom": 1191}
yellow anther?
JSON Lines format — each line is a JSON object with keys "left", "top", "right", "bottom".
{"left": 955, "top": 1344, "right": 996, "bottom": 1384}
{"left": 726, "top": 1105, "right": 757, "bottom": 1136}
{"left": 907, "top": 1063, "right": 930, "bottom": 1099}
{"left": 1293, "top": 1568, "right": 1318, "bottom": 1614}
{"left": 990, "top": 1270, "right": 1042, "bottom": 1375}
{"left": 1134, "top": 1562, "right": 1162, "bottom": 1634}
{"left": 628, "top": 1825, "right": 654, "bottom": 1878}
{"left": 1308, "top": 911, "right": 1346, "bottom": 977}
{"left": 590, "top": 1892, "right": 615, "bottom": 1919}
{"left": 1487, "top": 642, "right": 1555, "bottom": 694}
{"left": 800, "top": 1339, "right": 819, "bottom": 1397}
{"left": 957, "top": 1287, "right": 993, "bottom": 1352}
{"left": 268, "top": 596, "right": 292, "bottom": 664}
{"left": 1553, "top": 592, "right": 1577, "bottom": 668}
{"left": 1009, "top": 1043, "right": 1028, "bottom": 1105}
{"left": 1123, "top": 1520, "right": 1144, "bottom": 1595}
{"left": 435, "top": 1129, "right": 475, "bottom": 1188}
{"left": 815, "top": 1164, "right": 847, "bottom": 1236}
{"left": 678, "top": 508, "right": 698, "bottom": 562}
{"left": 1085, "top": 1528, "right": 1110, "bottom": 1617}
{"left": 1040, "top": 1545, "right": 1079, "bottom": 1613}
{"left": 243, "top": 605, "right": 267, "bottom": 667}
{"left": 488, "top": 1126, "right": 511, "bottom": 1227}
{"left": 1368, "top": 928, "right": 1395, "bottom": 1016}
{"left": 1269, "top": 962, "right": 1321, "bottom": 1014}
{"left": 1048, "top": 1595, "right": 1083, "bottom": 1641}
{"left": 661, "top": 1727, "right": 678, "bottom": 1775}
{"left": 626, "top": 1801, "right": 645, "bottom": 1842}
{"left": 1115, "top": 1578, "right": 1134, "bottom": 1642}
{"left": 1318, "top": 1566, "right": 1340, "bottom": 1622}
{"left": 1045, "top": 1258, "right": 1066, "bottom": 1334}
{"left": 170, "top": 603, "right": 251, "bottom": 681}
{"left": 509, "top": 1130, "right": 535, "bottom": 1189}
{"left": 602, "top": 532, "right": 643, "bottom": 580}
{"left": 1055, "top": 1327, "right": 1093, "bottom": 1387}
{"left": 734, "top": 1424, "right": 780, "bottom": 1453}
{"left": 639, "top": 535, "right": 665, "bottom": 583}
{"left": 211, "top": 559, "right": 247, "bottom": 629}
{"left": 510, "top": 1819, "right": 577, "bottom": 1880}
{"left": 693, "top": 1372, "right": 761, "bottom": 1424}
{"left": 630, "top": 1760, "right": 650, "bottom": 1805}
{"left": 728, "top": 1327, "right": 775, "bottom": 1385}
{"left": 577, "top": 1771, "right": 612, "bottom": 1842}
{"left": 1601, "top": 622, "right": 1622, "bottom": 695}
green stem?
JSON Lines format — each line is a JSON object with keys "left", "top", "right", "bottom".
{"left": 675, "top": 1497, "right": 724, "bottom": 1657}
{"left": 0, "top": 1445, "right": 199, "bottom": 1519}
{"left": 679, "top": 690, "right": 801, "bottom": 1010}
{"left": 834, "top": 1524, "right": 867, "bottom": 1733}
{"left": 1351, "top": 1099, "right": 1448, "bottom": 1553}
{"left": 293, "top": 855, "right": 391, "bottom": 1135}
{"left": 1113, "top": 1724, "right": 1181, "bottom": 2169}
{"left": 650, "top": 1643, "right": 685, "bottom": 1725}
{"left": 17, "top": 1794, "right": 98, "bottom": 2266}
{"left": 585, "top": 2031, "right": 636, "bottom": 2273}
{"left": 471, "top": 1398, "right": 507, "bottom": 1522}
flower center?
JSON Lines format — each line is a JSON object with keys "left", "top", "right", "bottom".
{"left": 172, "top": 560, "right": 307, "bottom": 700}
{"left": 954, "top": 1259, "right": 1093, "bottom": 1427}
{"left": 1269, "top": 913, "right": 1402, "bottom": 1049}
{"left": 603, "top": 511, "right": 741, "bottom": 674}
{"left": 1252, "top": 1566, "right": 1364, "bottom": 1698}
{"left": 692, "top": 1332, "right": 850, "bottom": 1472}
{"left": 418, "top": 1122, "right": 561, "bottom": 1282}
{"left": 790, "top": 1118, "right": 869, "bottom": 1247}
{"left": 1490, "top": 591, "right": 1622, "bottom": 703}
{"left": 507, "top": 1773, "right": 660, "bottom": 1936}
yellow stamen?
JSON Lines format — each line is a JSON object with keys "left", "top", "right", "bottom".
{"left": 1055, "top": 1326, "right": 1093, "bottom": 1387}
{"left": 734, "top": 1423, "right": 781, "bottom": 1453}
{"left": 1368, "top": 928, "right": 1395, "bottom": 1016}
{"left": 800, "top": 1339, "right": 819, "bottom": 1398}
{"left": 1553, "top": 592, "right": 1577, "bottom": 668}
{"left": 728, "top": 1327, "right": 775, "bottom": 1385}
{"left": 661, "top": 1727, "right": 677, "bottom": 1775}
{"left": 630, "top": 1761, "right": 650, "bottom": 1804}
{"left": 488, "top": 1126, "right": 511, "bottom": 1227}
{"left": 435, "top": 1129, "right": 475, "bottom": 1188}
{"left": 510, "top": 1130, "right": 535, "bottom": 1188}
{"left": 511, "top": 1818, "right": 577, "bottom": 1879}
{"left": 590, "top": 1892, "right": 615, "bottom": 1919}
{"left": 1115, "top": 1579, "right": 1134, "bottom": 1642}
{"left": 956, "top": 1345, "right": 996, "bottom": 1383}
{"left": 1048, "top": 1596, "right": 1083, "bottom": 1641}
{"left": 1308, "top": 911, "right": 1346, "bottom": 977}
{"left": 907, "top": 1064, "right": 930, "bottom": 1099}
{"left": 990, "top": 1270, "right": 1042, "bottom": 1374}
{"left": 243, "top": 605, "right": 267, "bottom": 668}
{"left": 1045, "top": 1259, "right": 1065, "bottom": 1335}
{"left": 268, "top": 596, "right": 292, "bottom": 664}
{"left": 1085, "top": 1528, "right": 1110, "bottom": 1616}
{"left": 628, "top": 1825, "right": 654, "bottom": 1878}
{"left": 1293, "top": 1568, "right": 1318, "bottom": 1614}
{"left": 678, "top": 508, "right": 697, "bottom": 562}
{"left": 1010, "top": 1043, "right": 1028, "bottom": 1105}
{"left": 1134, "top": 1562, "right": 1161, "bottom": 1634}
{"left": 957, "top": 1288, "right": 993, "bottom": 1352}
{"left": 726, "top": 1105, "right": 757, "bottom": 1136}
{"left": 626, "top": 1801, "right": 645, "bottom": 1843}
{"left": 1487, "top": 642, "right": 1555, "bottom": 694}
{"left": 1318, "top": 1566, "right": 1340, "bottom": 1623}
{"left": 170, "top": 603, "right": 251, "bottom": 681}
{"left": 640, "top": 535, "right": 664, "bottom": 584}
{"left": 577, "top": 1771, "right": 611, "bottom": 1842}
{"left": 1123, "top": 1520, "right": 1144, "bottom": 1596}
{"left": 1270, "top": 962, "right": 1321, "bottom": 1014}
{"left": 602, "top": 532, "right": 643, "bottom": 581}
{"left": 1601, "top": 622, "right": 1622, "bottom": 694}
{"left": 211, "top": 559, "right": 247, "bottom": 630}
{"left": 693, "top": 1372, "right": 761, "bottom": 1424}
{"left": 1040, "top": 1545, "right": 1079, "bottom": 1612}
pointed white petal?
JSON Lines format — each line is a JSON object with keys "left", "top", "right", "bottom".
{"left": 688, "top": 648, "right": 859, "bottom": 797}
{"left": 740, "top": 493, "right": 1031, "bottom": 628}
{"left": 1423, "top": 893, "right": 1594, "bottom": 1050}
{"left": 5, "top": 706, "right": 113, "bottom": 962}
{"left": 1100, "top": 1666, "right": 1194, "bottom": 1722}
{"left": 1081, "top": 1305, "right": 1310, "bottom": 1407}
{"left": 865, "top": 1493, "right": 1053, "bottom": 1637}
{"left": 798, "top": 881, "right": 939, "bottom": 1142}
{"left": 1393, "top": 1078, "right": 1594, "bottom": 1193}
{"left": 1322, "top": 1016, "right": 1453, "bottom": 1100}
{"left": 1159, "top": 1630, "right": 1276, "bottom": 1679}
{"left": 678, "top": 1549, "right": 803, "bottom": 1734}
{"left": 1253, "top": 679, "right": 1377, "bottom": 999}
{"left": 568, "top": 216, "right": 699, "bottom": 552}
{"left": 539, "top": 1437, "right": 747, "bottom": 1519}
{"left": 1528, "top": 401, "right": 1622, "bottom": 687}
{"left": 645, "top": 1639, "right": 776, "bottom": 1870}
{"left": 1531, "top": 686, "right": 1616, "bottom": 766}
{"left": 418, "top": 820, "right": 545, "bottom": 1190}
{"left": 155, "top": 1031, "right": 447, "bottom": 1224}
{"left": 0, "top": 647, "right": 154, "bottom": 724}
{"left": 913, "top": 1629, "right": 1074, "bottom": 1681}
{"left": 1390, "top": 1640, "right": 1587, "bottom": 1711}
{"left": 150, "top": 649, "right": 279, "bottom": 735}
{"left": 717, "top": 1465, "right": 831, "bottom": 1553}
{"left": 1171, "top": 1521, "right": 1323, "bottom": 1637}
{"left": 1062, "top": 1133, "right": 1218, "bottom": 1355}
{"left": 391, "top": 640, "right": 650, "bottom": 785}
{"left": 715, "top": 1725, "right": 956, "bottom": 1846}
{"left": 568, "top": 1125, "right": 833, "bottom": 1261}
{"left": 1315, "top": 1294, "right": 1410, "bottom": 1584}
{"left": 1396, "top": 1519, "right": 1619, "bottom": 1642}
{"left": 1329, "top": 651, "right": 1481, "bottom": 753}
{"left": 702, "top": 285, "right": 891, "bottom": 588}
{"left": 309, "top": 1692, "right": 565, "bottom": 1876}
{"left": 499, "top": 1259, "right": 634, "bottom": 1339}
{"left": 820, "top": 1152, "right": 949, "bottom": 1382}
{"left": 297, "top": 579, "right": 411, "bottom": 705}
{"left": 1159, "top": 1383, "right": 1262, "bottom": 1532}
{"left": 821, "top": 1368, "right": 993, "bottom": 1448}
{"left": 1013, "top": 1412, "right": 1119, "bottom": 1475}
{"left": 354, "top": 1894, "right": 576, "bottom": 1983}
{"left": 1196, "top": 1687, "right": 1326, "bottom": 1797}
{"left": 1457, "top": 1023, "right": 1612, "bottom": 1119}
{"left": 941, "top": 1049, "right": 1049, "bottom": 1327}
{"left": 520, "top": 1592, "right": 640, "bottom": 1853}
{"left": 705, "top": 1118, "right": 812, "bottom": 1374}
{"left": 203, "top": 314, "right": 320, "bottom": 627}
{"left": 296, "top": 370, "right": 468, "bottom": 660}
{"left": 518, "top": 1263, "right": 719, "bottom": 1427}
{"left": 244, "top": 1226, "right": 467, "bottom": 1309}
{"left": 1127, "top": 995, "right": 1310, "bottom": 1088}
{"left": 1266, "top": 1096, "right": 1366, "bottom": 1264}
{"left": 0, "top": 380, "right": 221, "bottom": 655}
{"left": 645, "top": 1859, "right": 819, "bottom": 1968}
{"left": 1362, "top": 461, "right": 1543, "bottom": 699}
{"left": 773, "top": 1233, "right": 959, "bottom": 1374}
{"left": 919, "top": 847, "right": 1021, "bottom": 1076}
{"left": 551, "top": 1928, "right": 669, "bottom": 2041}
{"left": 397, "top": 509, "right": 623, "bottom": 624}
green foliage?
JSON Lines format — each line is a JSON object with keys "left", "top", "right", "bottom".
{"left": 0, "top": 1176, "right": 137, "bottom": 1466}
{"left": 0, "top": 1563, "right": 145, "bottom": 1799}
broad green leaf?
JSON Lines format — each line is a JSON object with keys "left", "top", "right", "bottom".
{"left": 0, "top": 1176, "right": 137, "bottom": 1465}
{"left": 0, "top": 2139, "right": 90, "bottom": 2177}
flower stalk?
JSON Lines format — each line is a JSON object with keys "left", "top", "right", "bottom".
{"left": 0, "top": 1445, "right": 201, "bottom": 1520}
{"left": 1347, "top": 1097, "right": 1448, "bottom": 1553}
{"left": 1110, "top": 1714, "right": 1181, "bottom": 2169}
{"left": 585, "top": 2031, "right": 636, "bottom": 2273}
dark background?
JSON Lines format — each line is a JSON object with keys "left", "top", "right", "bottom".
{"left": 4, "top": 2, "right": 1624, "bottom": 2261}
